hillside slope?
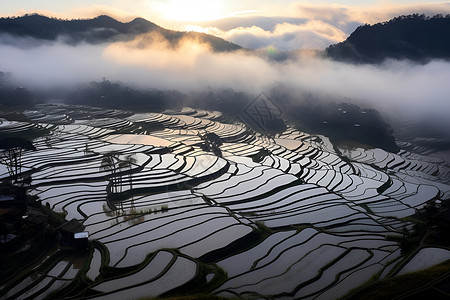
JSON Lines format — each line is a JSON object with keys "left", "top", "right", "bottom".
{"left": 326, "top": 14, "right": 450, "bottom": 63}
{"left": 0, "top": 14, "right": 241, "bottom": 52}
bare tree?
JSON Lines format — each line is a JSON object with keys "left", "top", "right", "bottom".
{"left": 0, "top": 137, "right": 35, "bottom": 184}
{"left": 118, "top": 154, "right": 137, "bottom": 192}
{"left": 100, "top": 152, "right": 137, "bottom": 195}
{"left": 100, "top": 151, "right": 120, "bottom": 193}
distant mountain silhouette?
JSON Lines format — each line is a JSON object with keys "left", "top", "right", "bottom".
{"left": 326, "top": 14, "right": 450, "bottom": 63}
{"left": 0, "top": 14, "right": 241, "bottom": 52}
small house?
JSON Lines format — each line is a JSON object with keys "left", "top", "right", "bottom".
{"left": 58, "top": 219, "right": 89, "bottom": 250}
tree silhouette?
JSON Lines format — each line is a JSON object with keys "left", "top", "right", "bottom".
{"left": 100, "top": 152, "right": 137, "bottom": 196}
{"left": 118, "top": 154, "right": 137, "bottom": 193}
{"left": 198, "top": 132, "right": 223, "bottom": 157}
{"left": 100, "top": 151, "right": 120, "bottom": 193}
{"left": 0, "top": 137, "right": 35, "bottom": 184}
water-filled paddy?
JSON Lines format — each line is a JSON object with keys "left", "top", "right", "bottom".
{"left": 1, "top": 104, "right": 449, "bottom": 299}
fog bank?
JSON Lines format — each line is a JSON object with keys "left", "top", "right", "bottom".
{"left": 1, "top": 33, "right": 450, "bottom": 132}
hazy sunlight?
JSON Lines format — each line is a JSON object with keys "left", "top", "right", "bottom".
{"left": 155, "top": 0, "right": 225, "bottom": 22}
{"left": 184, "top": 25, "right": 209, "bottom": 33}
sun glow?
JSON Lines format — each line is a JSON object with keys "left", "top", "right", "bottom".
{"left": 185, "top": 25, "right": 209, "bottom": 33}
{"left": 154, "top": 0, "right": 225, "bottom": 22}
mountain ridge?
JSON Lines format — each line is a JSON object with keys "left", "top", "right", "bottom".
{"left": 2, "top": 13, "right": 450, "bottom": 61}
{"left": 0, "top": 14, "right": 241, "bottom": 52}
{"left": 326, "top": 14, "right": 450, "bottom": 63}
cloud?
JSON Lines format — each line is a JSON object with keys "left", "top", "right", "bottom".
{"left": 100, "top": 32, "right": 275, "bottom": 91}
{"left": 185, "top": 2, "right": 450, "bottom": 51}
{"left": 0, "top": 36, "right": 110, "bottom": 86}
{"left": 4, "top": 1, "right": 450, "bottom": 53}
{"left": 296, "top": 3, "right": 352, "bottom": 23}
{"left": 1, "top": 31, "right": 450, "bottom": 131}
{"left": 194, "top": 16, "right": 309, "bottom": 32}
{"left": 293, "top": 1, "right": 450, "bottom": 36}
{"left": 347, "top": 1, "right": 450, "bottom": 24}
{"left": 192, "top": 20, "right": 347, "bottom": 50}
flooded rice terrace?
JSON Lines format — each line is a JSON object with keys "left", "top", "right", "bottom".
{"left": 1, "top": 104, "right": 450, "bottom": 299}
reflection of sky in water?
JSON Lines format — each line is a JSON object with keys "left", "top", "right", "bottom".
{"left": 6, "top": 104, "right": 450, "bottom": 299}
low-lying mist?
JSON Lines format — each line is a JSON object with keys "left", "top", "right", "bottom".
{"left": 1, "top": 32, "right": 450, "bottom": 139}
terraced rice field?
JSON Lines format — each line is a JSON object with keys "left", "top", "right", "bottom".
{"left": 1, "top": 104, "right": 449, "bottom": 299}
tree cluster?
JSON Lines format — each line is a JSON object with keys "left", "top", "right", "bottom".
{"left": 326, "top": 14, "right": 450, "bottom": 63}
{"left": 198, "top": 132, "right": 223, "bottom": 157}
{"left": 67, "top": 80, "right": 183, "bottom": 112}
{"left": 0, "top": 72, "right": 34, "bottom": 108}
{"left": 268, "top": 87, "right": 399, "bottom": 153}
{"left": 0, "top": 137, "right": 35, "bottom": 184}
{"left": 100, "top": 152, "right": 137, "bottom": 195}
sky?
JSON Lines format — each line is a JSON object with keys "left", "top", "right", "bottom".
{"left": 2, "top": 1, "right": 450, "bottom": 49}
